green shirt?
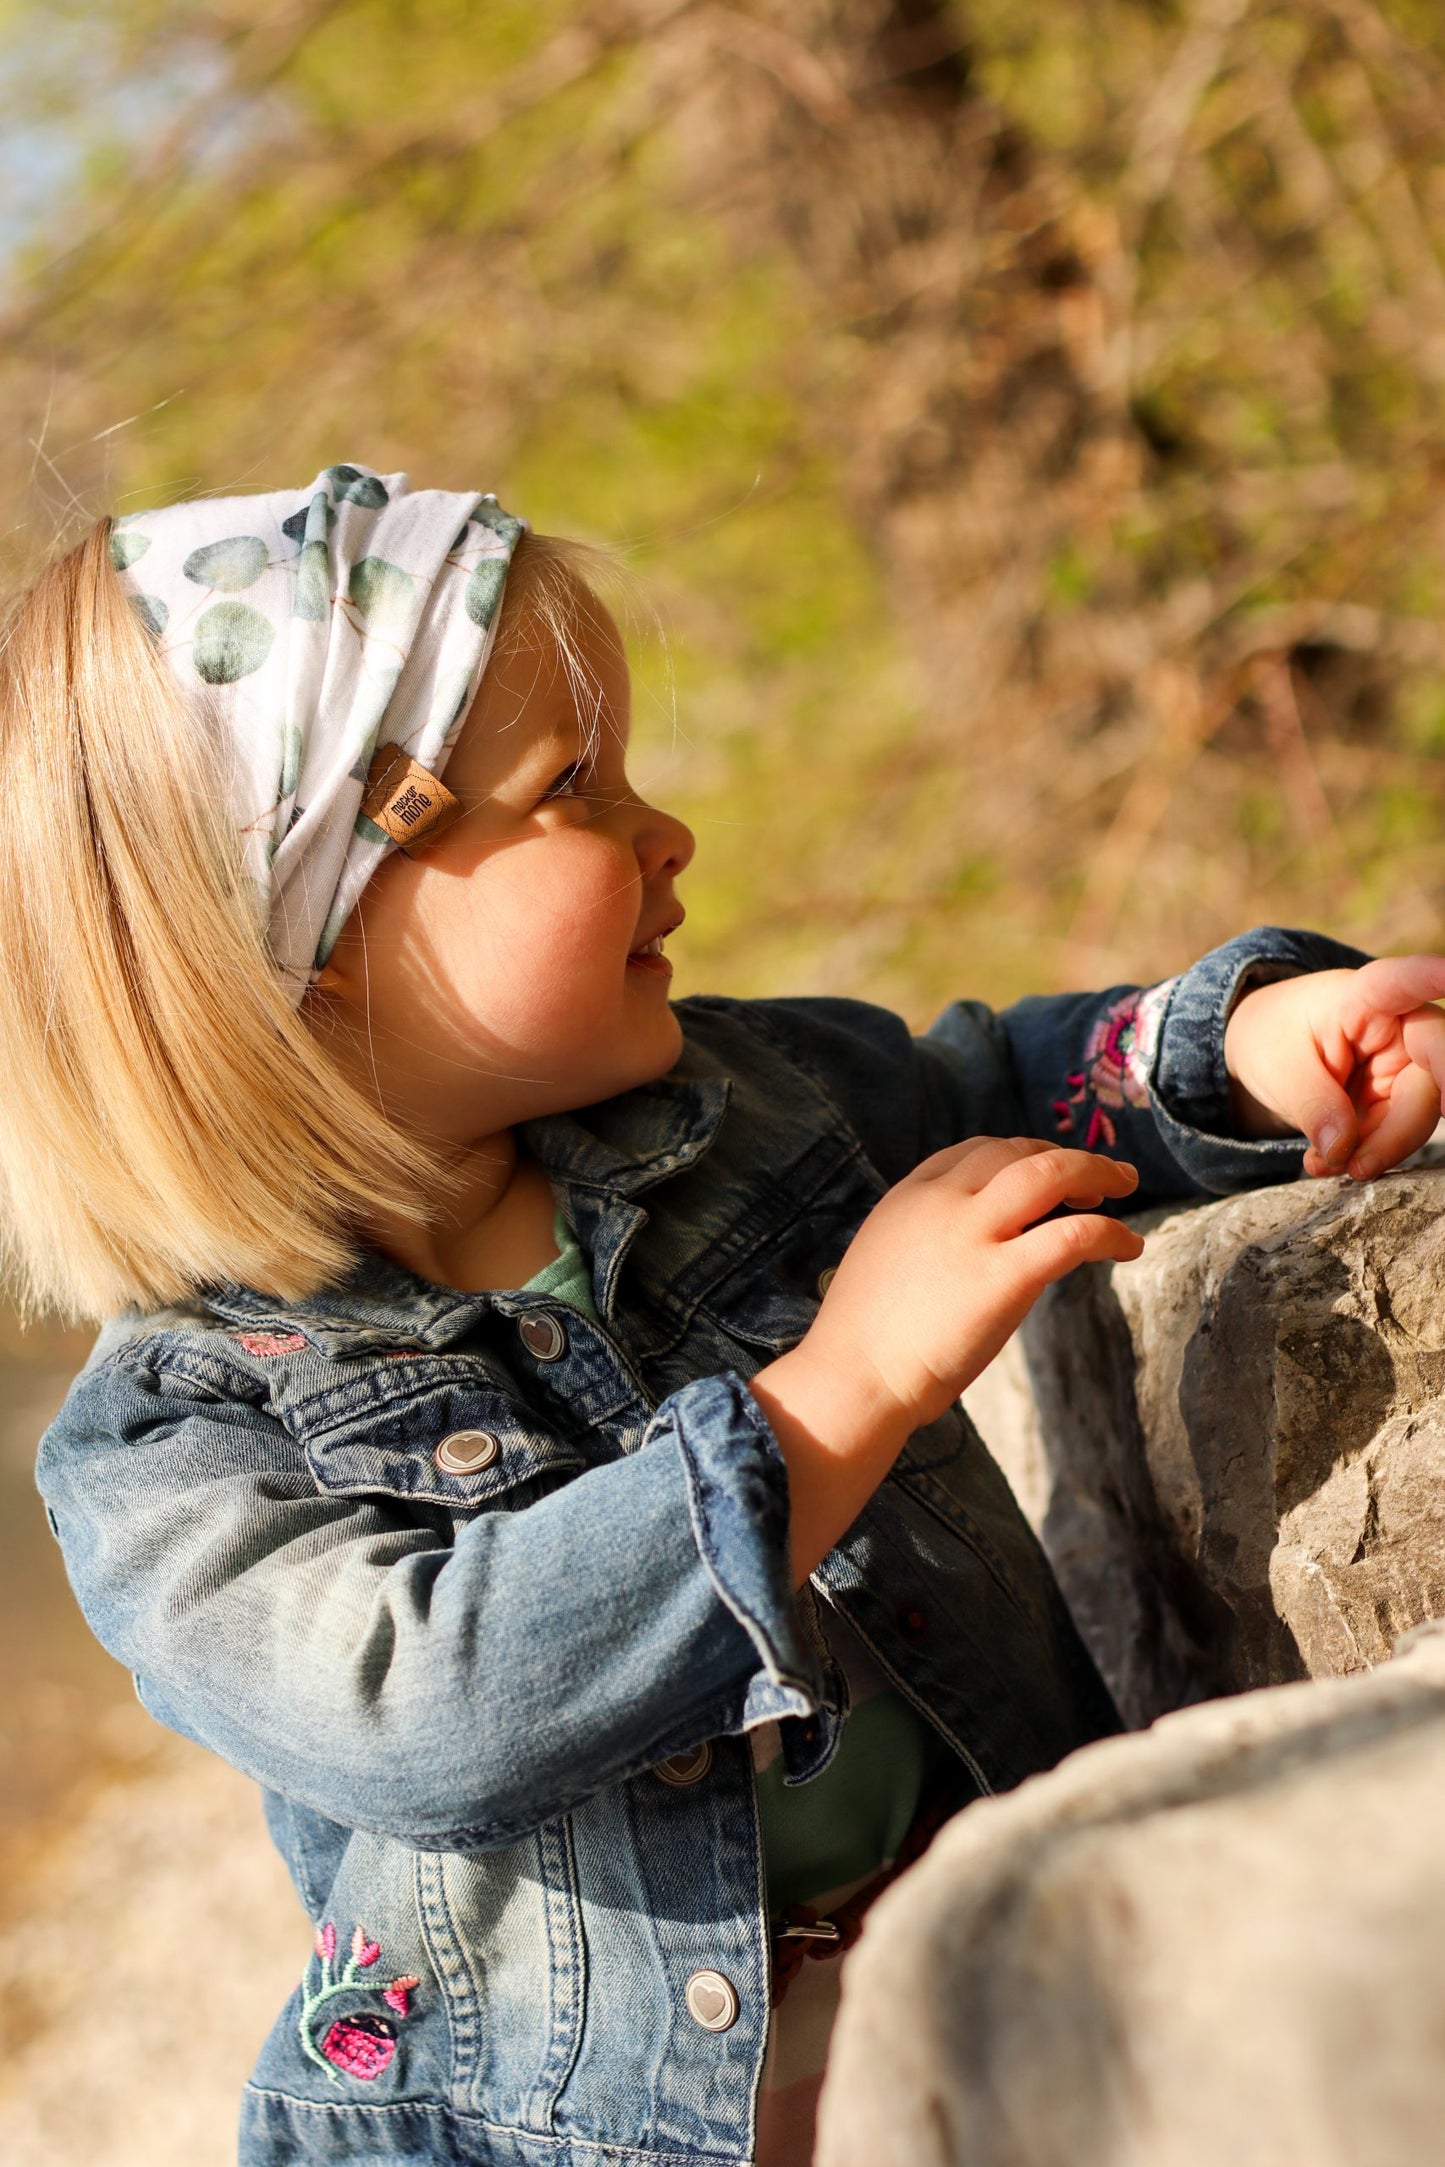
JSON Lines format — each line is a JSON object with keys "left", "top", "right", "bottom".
{"left": 519, "top": 1207, "right": 943, "bottom": 1915}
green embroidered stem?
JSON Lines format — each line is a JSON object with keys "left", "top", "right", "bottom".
{"left": 297, "top": 1952, "right": 371, "bottom": 2083}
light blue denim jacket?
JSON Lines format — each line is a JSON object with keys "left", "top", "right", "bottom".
{"left": 37, "top": 925, "right": 1362, "bottom": 2166}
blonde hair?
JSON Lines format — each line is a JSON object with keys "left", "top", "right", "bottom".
{"left": 0, "top": 517, "right": 612, "bottom": 1321}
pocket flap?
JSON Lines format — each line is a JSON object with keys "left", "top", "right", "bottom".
{"left": 286, "top": 1357, "right": 585, "bottom": 1507}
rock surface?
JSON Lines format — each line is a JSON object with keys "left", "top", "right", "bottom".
{"left": 964, "top": 1166, "right": 1445, "bottom": 1728}
{"left": 816, "top": 1622, "right": 1445, "bottom": 2167}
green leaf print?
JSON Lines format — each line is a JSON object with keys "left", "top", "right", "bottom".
{"left": 464, "top": 557, "right": 507, "bottom": 629}
{"left": 294, "top": 539, "right": 331, "bottom": 621}
{"left": 280, "top": 725, "right": 303, "bottom": 798}
{"left": 282, "top": 498, "right": 337, "bottom": 548}
{"left": 472, "top": 500, "right": 525, "bottom": 548}
{"left": 193, "top": 601, "right": 275, "bottom": 683}
{"left": 128, "top": 593, "right": 168, "bottom": 638}
{"left": 183, "top": 536, "right": 270, "bottom": 592}
{"left": 108, "top": 529, "right": 151, "bottom": 572}
{"left": 325, "top": 466, "right": 389, "bottom": 510}
{"left": 348, "top": 557, "right": 416, "bottom": 635}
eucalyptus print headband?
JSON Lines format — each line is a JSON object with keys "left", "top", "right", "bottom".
{"left": 109, "top": 462, "right": 526, "bottom": 1001}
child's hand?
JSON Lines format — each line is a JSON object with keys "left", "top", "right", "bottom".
{"left": 1224, "top": 959, "right": 1445, "bottom": 1181}
{"left": 751, "top": 1139, "right": 1144, "bottom": 1579}
{"left": 811, "top": 1138, "right": 1144, "bottom": 1435}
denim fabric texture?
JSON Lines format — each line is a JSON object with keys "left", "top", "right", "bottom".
{"left": 36, "top": 924, "right": 1364, "bottom": 2165}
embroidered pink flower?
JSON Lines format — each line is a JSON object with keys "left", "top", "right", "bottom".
{"left": 299, "top": 1928, "right": 418, "bottom": 2085}
{"left": 1054, "top": 980, "right": 1177, "bottom": 1148}
{"left": 236, "top": 1329, "right": 307, "bottom": 1357}
{"left": 321, "top": 2013, "right": 397, "bottom": 2080}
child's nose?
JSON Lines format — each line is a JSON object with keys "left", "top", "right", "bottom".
{"left": 635, "top": 801, "right": 695, "bottom": 881}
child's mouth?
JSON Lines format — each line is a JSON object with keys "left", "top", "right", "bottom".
{"left": 627, "top": 932, "right": 673, "bottom": 977}
{"left": 627, "top": 910, "right": 683, "bottom": 977}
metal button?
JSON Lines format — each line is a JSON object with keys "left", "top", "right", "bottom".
{"left": 654, "top": 1741, "right": 714, "bottom": 1788}
{"left": 684, "top": 1969, "right": 739, "bottom": 2033}
{"left": 434, "top": 1430, "right": 501, "bottom": 1474}
{"left": 816, "top": 1266, "right": 837, "bottom": 1298}
{"left": 518, "top": 1312, "right": 567, "bottom": 1362}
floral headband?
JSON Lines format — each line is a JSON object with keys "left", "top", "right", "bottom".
{"left": 110, "top": 461, "right": 525, "bottom": 1000}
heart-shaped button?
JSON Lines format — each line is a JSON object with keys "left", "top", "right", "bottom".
{"left": 685, "top": 1969, "right": 739, "bottom": 2032}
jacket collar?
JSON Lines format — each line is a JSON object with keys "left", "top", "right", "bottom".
{"left": 203, "top": 1064, "right": 732, "bottom": 1347}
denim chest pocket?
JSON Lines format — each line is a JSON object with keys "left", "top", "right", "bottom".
{"left": 691, "top": 1178, "right": 879, "bottom": 1355}
{"left": 282, "top": 1358, "right": 586, "bottom": 1510}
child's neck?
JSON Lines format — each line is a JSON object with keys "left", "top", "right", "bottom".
{"left": 368, "top": 1130, "right": 563, "bottom": 1293}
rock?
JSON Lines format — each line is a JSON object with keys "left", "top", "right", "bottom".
{"left": 816, "top": 1622, "right": 1445, "bottom": 2167}
{"left": 964, "top": 1167, "right": 1445, "bottom": 1728}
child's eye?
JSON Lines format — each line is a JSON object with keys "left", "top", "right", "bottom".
{"left": 541, "top": 760, "right": 584, "bottom": 802}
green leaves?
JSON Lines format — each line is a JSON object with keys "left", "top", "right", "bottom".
{"left": 193, "top": 601, "right": 275, "bottom": 683}
{"left": 280, "top": 724, "right": 303, "bottom": 798}
{"left": 108, "top": 529, "right": 151, "bottom": 572}
{"left": 128, "top": 593, "right": 168, "bottom": 638}
{"left": 182, "top": 536, "right": 270, "bottom": 591}
{"left": 326, "top": 465, "right": 389, "bottom": 509}
{"left": 294, "top": 540, "right": 331, "bottom": 620}
{"left": 464, "top": 557, "right": 507, "bottom": 629}
{"left": 347, "top": 556, "right": 415, "bottom": 634}
{"left": 282, "top": 497, "right": 337, "bottom": 547}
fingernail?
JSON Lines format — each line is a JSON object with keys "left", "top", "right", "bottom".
{"left": 1120, "top": 1162, "right": 1139, "bottom": 1185}
{"left": 1352, "top": 1154, "right": 1375, "bottom": 1182}
{"left": 1318, "top": 1121, "right": 1345, "bottom": 1163}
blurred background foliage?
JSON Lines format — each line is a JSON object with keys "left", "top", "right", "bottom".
{"left": 6, "top": 0, "right": 1445, "bottom": 1038}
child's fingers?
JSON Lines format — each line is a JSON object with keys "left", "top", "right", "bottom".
{"left": 1343, "top": 955, "right": 1445, "bottom": 1028}
{"left": 1006, "top": 1211, "right": 1146, "bottom": 1290}
{"left": 1346, "top": 1059, "right": 1442, "bottom": 1180}
{"left": 971, "top": 1146, "right": 1140, "bottom": 1237}
{"left": 913, "top": 1135, "right": 1051, "bottom": 1190}
{"left": 1294, "top": 1068, "right": 1361, "bottom": 1172}
{"left": 1402, "top": 1004, "right": 1445, "bottom": 1104}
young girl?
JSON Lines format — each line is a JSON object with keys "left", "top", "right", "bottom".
{"left": 11, "top": 461, "right": 1445, "bottom": 2167}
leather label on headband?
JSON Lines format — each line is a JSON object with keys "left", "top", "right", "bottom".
{"left": 361, "top": 744, "right": 462, "bottom": 854}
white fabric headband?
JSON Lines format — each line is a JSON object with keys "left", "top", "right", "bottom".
{"left": 110, "top": 462, "right": 525, "bottom": 1001}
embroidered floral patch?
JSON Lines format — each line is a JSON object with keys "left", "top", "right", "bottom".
{"left": 298, "top": 1921, "right": 420, "bottom": 2085}
{"left": 233, "top": 1329, "right": 308, "bottom": 1357}
{"left": 1053, "top": 978, "right": 1177, "bottom": 1152}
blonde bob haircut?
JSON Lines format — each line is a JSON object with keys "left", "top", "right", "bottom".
{"left": 0, "top": 517, "right": 611, "bottom": 1322}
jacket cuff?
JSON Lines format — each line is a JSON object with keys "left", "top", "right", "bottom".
{"left": 1149, "top": 924, "right": 1371, "bottom": 1193}
{"left": 662, "top": 1370, "right": 822, "bottom": 1720}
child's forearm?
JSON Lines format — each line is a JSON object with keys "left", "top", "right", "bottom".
{"left": 748, "top": 1345, "right": 915, "bottom": 1586}
{"left": 748, "top": 1139, "right": 1144, "bottom": 1587}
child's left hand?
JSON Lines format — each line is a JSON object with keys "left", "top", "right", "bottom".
{"left": 1224, "top": 959, "right": 1445, "bottom": 1181}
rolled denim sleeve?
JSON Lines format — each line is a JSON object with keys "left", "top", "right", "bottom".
{"left": 1146, "top": 924, "right": 1370, "bottom": 1192}
{"left": 37, "top": 1360, "right": 820, "bottom": 1852}
{"left": 749, "top": 923, "right": 1369, "bottom": 1204}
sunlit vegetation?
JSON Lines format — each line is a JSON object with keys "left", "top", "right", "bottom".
{"left": 2, "top": 0, "right": 1445, "bottom": 1246}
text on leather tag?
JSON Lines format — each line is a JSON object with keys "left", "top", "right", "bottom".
{"left": 361, "top": 744, "right": 462, "bottom": 854}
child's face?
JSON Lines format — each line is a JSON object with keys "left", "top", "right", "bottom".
{"left": 312, "top": 579, "right": 695, "bottom": 1148}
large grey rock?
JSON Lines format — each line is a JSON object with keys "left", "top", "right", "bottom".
{"left": 964, "top": 1167, "right": 1445, "bottom": 1728}
{"left": 816, "top": 1622, "right": 1445, "bottom": 2167}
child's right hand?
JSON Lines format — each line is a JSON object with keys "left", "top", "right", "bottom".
{"left": 748, "top": 1138, "right": 1144, "bottom": 1583}
{"left": 815, "top": 1137, "right": 1143, "bottom": 1433}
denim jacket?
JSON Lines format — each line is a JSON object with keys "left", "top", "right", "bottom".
{"left": 38, "top": 926, "right": 1361, "bottom": 2166}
